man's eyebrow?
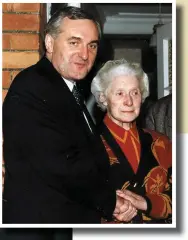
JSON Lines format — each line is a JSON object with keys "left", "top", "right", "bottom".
{"left": 90, "top": 40, "right": 99, "bottom": 45}
{"left": 67, "top": 37, "right": 99, "bottom": 45}
{"left": 67, "top": 36, "right": 81, "bottom": 41}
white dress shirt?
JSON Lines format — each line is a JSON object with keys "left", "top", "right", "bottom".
{"left": 63, "top": 78, "right": 93, "bottom": 133}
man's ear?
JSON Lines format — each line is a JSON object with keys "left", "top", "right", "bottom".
{"left": 99, "top": 92, "right": 107, "bottom": 106}
{"left": 45, "top": 34, "right": 54, "bottom": 54}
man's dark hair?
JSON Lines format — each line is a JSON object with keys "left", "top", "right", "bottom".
{"left": 44, "top": 6, "right": 101, "bottom": 39}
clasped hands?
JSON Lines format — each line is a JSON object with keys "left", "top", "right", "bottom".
{"left": 113, "top": 189, "right": 147, "bottom": 222}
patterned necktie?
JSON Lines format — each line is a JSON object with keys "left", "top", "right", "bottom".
{"left": 72, "top": 85, "right": 96, "bottom": 134}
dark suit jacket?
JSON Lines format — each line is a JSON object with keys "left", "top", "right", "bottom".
{"left": 3, "top": 56, "right": 116, "bottom": 224}
{"left": 145, "top": 94, "right": 172, "bottom": 140}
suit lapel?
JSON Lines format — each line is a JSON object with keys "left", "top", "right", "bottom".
{"left": 99, "top": 122, "right": 135, "bottom": 179}
{"left": 36, "top": 56, "right": 95, "bottom": 139}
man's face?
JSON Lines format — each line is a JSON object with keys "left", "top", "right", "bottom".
{"left": 45, "top": 17, "right": 99, "bottom": 80}
{"left": 105, "top": 75, "right": 142, "bottom": 129}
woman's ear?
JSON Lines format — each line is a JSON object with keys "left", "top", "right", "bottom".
{"left": 45, "top": 34, "right": 54, "bottom": 54}
{"left": 99, "top": 92, "right": 107, "bottom": 106}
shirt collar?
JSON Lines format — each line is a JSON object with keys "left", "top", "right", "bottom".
{"left": 104, "top": 114, "right": 138, "bottom": 141}
{"left": 63, "top": 78, "right": 75, "bottom": 92}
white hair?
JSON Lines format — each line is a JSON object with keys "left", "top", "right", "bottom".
{"left": 91, "top": 59, "right": 149, "bottom": 111}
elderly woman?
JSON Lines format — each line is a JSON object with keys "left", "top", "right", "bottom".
{"left": 91, "top": 59, "right": 172, "bottom": 223}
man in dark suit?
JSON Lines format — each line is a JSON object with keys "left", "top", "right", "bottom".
{"left": 145, "top": 94, "right": 172, "bottom": 140}
{"left": 3, "top": 6, "right": 134, "bottom": 226}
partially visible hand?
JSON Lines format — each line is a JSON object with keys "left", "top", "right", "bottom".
{"left": 113, "top": 193, "right": 137, "bottom": 222}
{"left": 116, "top": 189, "right": 147, "bottom": 211}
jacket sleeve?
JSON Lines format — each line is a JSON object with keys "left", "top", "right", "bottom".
{"left": 144, "top": 132, "right": 172, "bottom": 219}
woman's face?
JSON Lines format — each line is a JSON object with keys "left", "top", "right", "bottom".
{"left": 105, "top": 75, "right": 142, "bottom": 129}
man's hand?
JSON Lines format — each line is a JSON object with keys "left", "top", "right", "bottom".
{"left": 113, "top": 192, "right": 137, "bottom": 222}
{"left": 116, "top": 189, "right": 147, "bottom": 211}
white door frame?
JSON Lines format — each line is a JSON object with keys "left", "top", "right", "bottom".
{"left": 157, "top": 22, "right": 172, "bottom": 99}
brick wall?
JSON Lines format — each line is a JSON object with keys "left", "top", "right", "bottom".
{"left": 2, "top": 3, "right": 47, "bottom": 101}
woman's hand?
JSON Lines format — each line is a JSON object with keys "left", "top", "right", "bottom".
{"left": 113, "top": 194, "right": 138, "bottom": 222}
{"left": 116, "top": 189, "right": 147, "bottom": 211}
